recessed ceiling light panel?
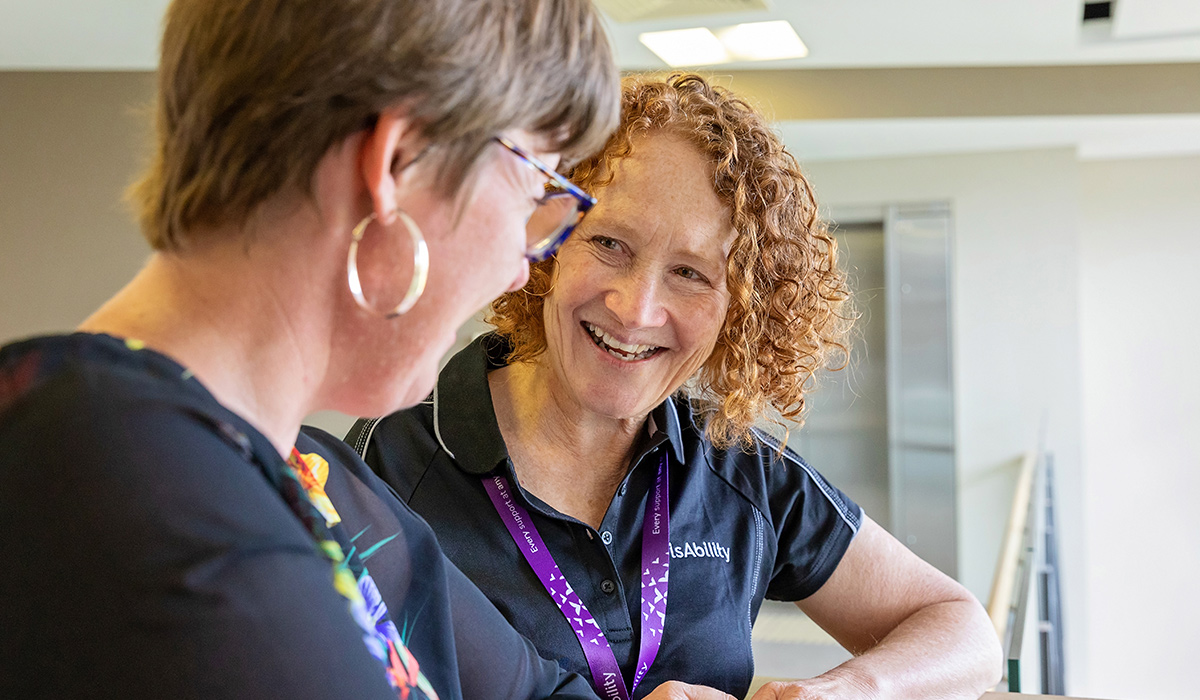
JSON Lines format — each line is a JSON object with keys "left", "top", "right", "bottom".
{"left": 640, "top": 20, "right": 809, "bottom": 67}
{"left": 717, "top": 20, "right": 809, "bottom": 61}
{"left": 638, "top": 27, "right": 731, "bottom": 67}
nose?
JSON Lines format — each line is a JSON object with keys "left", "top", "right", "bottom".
{"left": 605, "top": 269, "right": 667, "bottom": 330}
{"left": 506, "top": 258, "right": 530, "bottom": 292}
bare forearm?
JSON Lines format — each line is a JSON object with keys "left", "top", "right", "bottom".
{"left": 820, "top": 599, "right": 1002, "bottom": 700}
{"left": 764, "top": 518, "right": 1004, "bottom": 700}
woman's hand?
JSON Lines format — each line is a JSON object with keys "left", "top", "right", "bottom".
{"left": 748, "top": 670, "right": 878, "bottom": 700}
{"left": 642, "top": 680, "right": 738, "bottom": 700}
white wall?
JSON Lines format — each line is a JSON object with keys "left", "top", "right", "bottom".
{"left": 799, "top": 149, "right": 1088, "bottom": 691}
{"left": 1079, "top": 156, "right": 1200, "bottom": 700}
{"left": 800, "top": 148, "right": 1200, "bottom": 698}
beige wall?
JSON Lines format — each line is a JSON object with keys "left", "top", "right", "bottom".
{"left": 716, "top": 63, "right": 1200, "bottom": 119}
{"left": 0, "top": 71, "right": 366, "bottom": 438}
{"left": 0, "top": 72, "right": 155, "bottom": 342}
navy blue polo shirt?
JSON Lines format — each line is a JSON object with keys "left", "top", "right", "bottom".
{"left": 348, "top": 334, "right": 862, "bottom": 700}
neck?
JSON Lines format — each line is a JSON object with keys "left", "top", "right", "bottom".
{"left": 80, "top": 222, "right": 335, "bottom": 457}
{"left": 489, "top": 356, "right": 647, "bottom": 528}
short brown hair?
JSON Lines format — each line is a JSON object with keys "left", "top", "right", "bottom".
{"left": 490, "top": 73, "right": 853, "bottom": 448}
{"left": 132, "top": 0, "right": 618, "bottom": 250}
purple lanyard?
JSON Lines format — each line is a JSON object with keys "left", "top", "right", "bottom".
{"left": 482, "top": 455, "right": 670, "bottom": 700}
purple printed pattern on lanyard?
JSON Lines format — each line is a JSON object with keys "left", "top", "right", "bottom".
{"left": 482, "top": 455, "right": 670, "bottom": 700}
{"left": 634, "top": 456, "right": 670, "bottom": 690}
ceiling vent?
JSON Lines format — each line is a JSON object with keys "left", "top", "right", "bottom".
{"left": 594, "top": 0, "right": 769, "bottom": 24}
{"left": 1082, "top": 1, "right": 1114, "bottom": 22}
{"left": 1082, "top": 0, "right": 1200, "bottom": 42}
{"left": 1080, "top": 0, "right": 1115, "bottom": 43}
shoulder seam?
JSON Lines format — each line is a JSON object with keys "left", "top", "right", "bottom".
{"left": 750, "top": 427, "right": 860, "bottom": 534}
{"left": 405, "top": 449, "right": 442, "bottom": 505}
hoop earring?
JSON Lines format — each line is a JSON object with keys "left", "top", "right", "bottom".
{"left": 347, "top": 210, "right": 429, "bottom": 318}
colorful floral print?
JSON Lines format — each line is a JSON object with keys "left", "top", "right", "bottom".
{"left": 288, "top": 450, "right": 439, "bottom": 700}
{"left": 293, "top": 452, "right": 342, "bottom": 527}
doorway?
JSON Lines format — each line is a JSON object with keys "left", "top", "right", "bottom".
{"left": 752, "top": 204, "right": 958, "bottom": 679}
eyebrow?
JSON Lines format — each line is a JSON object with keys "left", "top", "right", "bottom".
{"left": 600, "top": 216, "right": 730, "bottom": 270}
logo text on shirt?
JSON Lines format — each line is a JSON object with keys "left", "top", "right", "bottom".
{"left": 670, "top": 540, "right": 730, "bottom": 563}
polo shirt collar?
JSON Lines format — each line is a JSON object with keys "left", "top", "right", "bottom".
{"left": 653, "top": 390, "right": 686, "bottom": 464}
{"left": 433, "top": 333, "right": 686, "bottom": 474}
{"left": 432, "top": 334, "right": 510, "bottom": 474}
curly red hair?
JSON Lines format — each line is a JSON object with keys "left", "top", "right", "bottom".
{"left": 489, "top": 73, "right": 852, "bottom": 448}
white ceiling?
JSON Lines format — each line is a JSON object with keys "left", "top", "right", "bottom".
{"left": 0, "top": 0, "right": 170, "bottom": 70}
{"left": 3, "top": 0, "right": 1199, "bottom": 162}
{"left": 604, "top": 0, "right": 1200, "bottom": 70}
{"left": 4, "top": 0, "right": 1200, "bottom": 70}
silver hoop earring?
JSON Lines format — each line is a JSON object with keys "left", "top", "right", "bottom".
{"left": 347, "top": 210, "right": 429, "bottom": 318}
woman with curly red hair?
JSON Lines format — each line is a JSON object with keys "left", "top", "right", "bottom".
{"left": 349, "top": 74, "right": 1001, "bottom": 700}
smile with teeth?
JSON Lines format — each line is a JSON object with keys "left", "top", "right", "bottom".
{"left": 583, "top": 322, "right": 662, "bottom": 362}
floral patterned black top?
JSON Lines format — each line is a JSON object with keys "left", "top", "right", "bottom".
{"left": 0, "top": 333, "right": 594, "bottom": 700}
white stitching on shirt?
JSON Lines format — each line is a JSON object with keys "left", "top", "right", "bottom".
{"left": 750, "top": 427, "right": 860, "bottom": 534}
{"left": 353, "top": 417, "right": 381, "bottom": 458}
{"left": 748, "top": 506, "right": 764, "bottom": 633}
{"left": 432, "top": 380, "right": 456, "bottom": 460}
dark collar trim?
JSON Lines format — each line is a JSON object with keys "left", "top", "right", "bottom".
{"left": 656, "top": 394, "right": 686, "bottom": 464}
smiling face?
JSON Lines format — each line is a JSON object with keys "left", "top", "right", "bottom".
{"left": 539, "top": 131, "right": 735, "bottom": 421}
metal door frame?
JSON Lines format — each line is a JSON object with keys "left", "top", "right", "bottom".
{"left": 831, "top": 202, "right": 959, "bottom": 577}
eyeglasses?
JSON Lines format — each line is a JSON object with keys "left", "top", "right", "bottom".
{"left": 495, "top": 136, "right": 596, "bottom": 262}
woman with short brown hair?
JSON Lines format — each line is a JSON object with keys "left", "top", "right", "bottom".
{"left": 0, "top": 1, "right": 620, "bottom": 698}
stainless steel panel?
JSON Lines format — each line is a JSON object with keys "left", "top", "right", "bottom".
{"left": 782, "top": 206, "right": 958, "bottom": 578}
{"left": 885, "top": 204, "right": 958, "bottom": 577}
{"left": 789, "top": 223, "right": 891, "bottom": 528}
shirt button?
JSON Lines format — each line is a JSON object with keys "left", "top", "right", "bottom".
{"left": 600, "top": 579, "right": 616, "bottom": 594}
{"left": 618, "top": 483, "right": 627, "bottom": 496}
{"left": 601, "top": 530, "right": 613, "bottom": 545}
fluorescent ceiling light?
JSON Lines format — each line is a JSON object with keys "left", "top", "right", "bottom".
{"left": 640, "top": 20, "right": 809, "bottom": 67}
{"left": 717, "top": 20, "right": 809, "bottom": 61}
{"left": 638, "top": 27, "right": 730, "bottom": 67}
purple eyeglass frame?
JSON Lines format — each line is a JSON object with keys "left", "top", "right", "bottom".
{"left": 495, "top": 136, "right": 596, "bottom": 262}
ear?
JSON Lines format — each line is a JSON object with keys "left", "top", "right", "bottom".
{"left": 360, "top": 108, "right": 424, "bottom": 223}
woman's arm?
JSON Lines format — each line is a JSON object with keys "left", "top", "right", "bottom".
{"left": 753, "top": 516, "right": 1001, "bottom": 700}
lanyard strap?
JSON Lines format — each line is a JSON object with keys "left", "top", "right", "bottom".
{"left": 482, "top": 455, "right": 670, "bottom": 700}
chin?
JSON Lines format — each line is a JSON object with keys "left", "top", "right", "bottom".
{"left": 391, "top": 369, "right": 438, "bottom": 412}
{"left": 575, "top": 387, "right": 656, "bottom": 423}
{"left": 342, "top": 365, "right": 437, "bottom": 418}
